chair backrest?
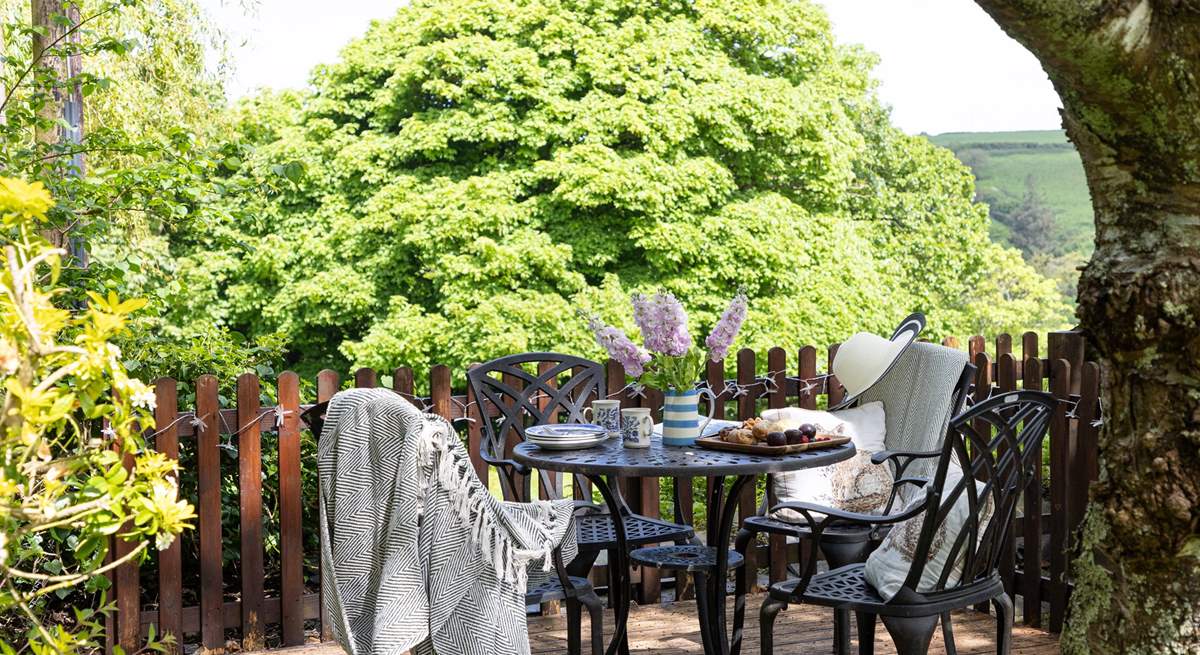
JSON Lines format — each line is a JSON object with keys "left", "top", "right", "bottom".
{"left": 466, "top": 353, "right": 605, "bottom": 499}
{"left": 902, "top": 390, "right": 1056, "bottom": 595}
{"left": 849, "top": 341, "right": 972, "bottom": 478}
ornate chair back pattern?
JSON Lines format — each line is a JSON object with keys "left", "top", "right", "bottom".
{"left": 902, "top": 390, "right": 1056, "bottom": 596}
{"left": 467, "top": 353, "right": 606, "bottom": 501}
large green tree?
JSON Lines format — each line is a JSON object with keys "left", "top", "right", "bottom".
{"left": 974, "top": 1, "right": 1200, "bottom": 652}
{"left": 182, "top": 0, "right": 1068, "bottom": 380}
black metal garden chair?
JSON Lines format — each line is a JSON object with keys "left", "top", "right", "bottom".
{"left": 467, "top": 353, "right": 693, "bottom": 578}
{"left": 731, "top": 338, "right": 974, "bottom": 653}
{"left": 301, "top": 398, "right": 606, "bottom": 655}
{"left": 758, "top": 389, "right": 1057, "bottom": 655}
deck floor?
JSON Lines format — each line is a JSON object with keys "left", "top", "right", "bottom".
{"left": 285, "top": 594, "right": 1060, "bottom": 654}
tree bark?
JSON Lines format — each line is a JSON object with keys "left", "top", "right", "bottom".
{"left": 972, "top": 1, "right": 1200, "bottom": 652}
{"left": 31, "top": 0, "right": 85, "bottom": 259}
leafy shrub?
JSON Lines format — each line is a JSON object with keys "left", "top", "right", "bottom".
{"left": 0, "top": 178, "right": 193, "bottom": 653}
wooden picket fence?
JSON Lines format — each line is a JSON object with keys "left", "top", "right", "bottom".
{"left": 108, "top": 331, "right": 1100, "bottom": 653}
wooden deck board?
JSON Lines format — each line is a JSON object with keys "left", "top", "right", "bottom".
{"left": 280, "top": 594, "right": 1059, "bottom": 654}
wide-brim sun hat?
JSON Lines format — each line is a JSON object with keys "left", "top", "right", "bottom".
{"left": 832, "top": 313, "right": 926, "bottom": 399}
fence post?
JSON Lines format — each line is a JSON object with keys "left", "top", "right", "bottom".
{"left": 1022, "top": 331, "right": 1039, "bottom": 363}
{"left": 315, "top": 370, "right": 338, "bottom": 642}
{"left": 1048, "top": 331, "right": 1085, "bottom": 394}
{"left": 968, "top": 335, "right": 986, "bottom": 361}
{"left": 536, "top": 362, "right": 560, "bottom": 501}
{"left": 766, "top": 347, "right": 788, "bottom": 584}
{"left": 636, "top": 379, "right": 663, "bottom": 604}
{"left": 535, "top": 362, "right": 565, "bottom": 613}
{"left": 1071, "top": 363, "right": 1102, "bottom": 550}
{"left": 1048, "top": 359, "right": 1072, "bottom": 633}
{"left": 996, "top": 333, "right": 1012, "bottom": 358}
{"left": 236, "top": 374, "right": 265, "bottom": 650}
{"left": 354, "top": 367, "right": 377, "bottom": 388}
{"left": 430, "top": 364, "right": 451, "bottom": 420}
{"left": 317, "top": 370, "right": 339, "bottom": 403}
{"left": 154, "top": 378, "right": 182, "bottom": 653}
{"left": 826, "top": 344, "right": 844, "bottom": 407}
{"left": 464, "top": 364, "right": 488, "bottom": 483}
{"left": 278, "top": 372, "right": 305, "bottom": 646}
{"left": 499, "top": 370, "right": 527, "bottom": 501}
{"left": 114, "top": 429, "right": 139, "bottom": 652}
{"left": 798, "top": 346, "right": 817, "bottom": 410}
{"left": 393, "top": 366, "right": 415, "bottom": 402}
{"left": 1021, "top": 356, "right": 1044, "bottom": 627}
{"left": 706, "top": 357, "right": 727, "bottom": 516}
{"left": 735, "top": 348, "right": 758, "bottom": 582}
{"left": 971, "top": 352, "right": 993, "bottom": 613}
{"left": 997, "top": 354, "right": 1018, "bottom": 601}
{"left": 195, "top": 375, "right": 224, "bottom": 653}
{"left": 599, "top": 360, "right": 626, "bottom": 596}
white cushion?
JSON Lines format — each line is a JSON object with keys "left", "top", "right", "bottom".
{"left": 863, "top": 466, "right": 994, "bottom": 601}
{"left": 760, "top": 403, "right": 887, "bottom": 452}
{"left": 762, "top": 403, "right": 892, "bottom": 522}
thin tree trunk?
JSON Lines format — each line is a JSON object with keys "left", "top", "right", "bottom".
{"left": 31, "top": 0, "right": 85, "bottom": 261}
{"left": 972, "top": 2, "right": 1200, "bottom": 652}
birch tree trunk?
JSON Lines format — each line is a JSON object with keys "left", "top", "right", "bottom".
{"left": 31, "top": 0, "right": 85, "bottom": 259}
{"left": 972, "top": 1, "right": 1200, "bottom": 652}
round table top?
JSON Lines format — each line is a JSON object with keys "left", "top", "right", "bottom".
{"left": 513, "top": 434, "right": 855, "bottom": 477}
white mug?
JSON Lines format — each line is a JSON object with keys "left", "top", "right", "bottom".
{"left": 584, "top": 399, "right": 622, "bottom": 436}
{"left": 621, "top": 407, "right": 653, "bottom": 449}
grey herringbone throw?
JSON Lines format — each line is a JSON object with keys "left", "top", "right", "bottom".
{"left": 857, "top": 341, "right": 969, "bottom": 480}
{"left": 318, "top": 388, "right": 578, "bottom": 655}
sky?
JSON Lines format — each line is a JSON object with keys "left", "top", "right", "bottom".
{"left": 196, "top": 0, "right": 1064, "bottom": 135}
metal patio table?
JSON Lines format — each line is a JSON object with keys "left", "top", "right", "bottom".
{"left": 513, "top": 434, "right": 855, "bottom": 655}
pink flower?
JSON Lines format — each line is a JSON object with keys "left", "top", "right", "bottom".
{"left": 705, "top": 292, "right": 748, "bottom": 362}
{"left": 631, "top": 291, "right": 691, "bottom": 357}
{"left": 587, "top": 315, "right": 652, "bottom": 377}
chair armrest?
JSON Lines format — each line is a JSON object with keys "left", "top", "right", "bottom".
{"left": 880, "top": 476, "right": 931, "bottom": 515}
{"left": 870, "top": 449, "right": 942, "bottom": 466}
{"left": 775, "top": 489, "right": 938, "bottom": 604}
{"left": 769, "top": 496, "right": 931, "bottom": 530}
{"left": 572, "top": 500, "right": 604, "bottom": 514}
{"left": 480, "top": 451, "right": 533, "bottom": 477}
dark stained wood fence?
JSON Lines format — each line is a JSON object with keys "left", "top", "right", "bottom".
{"left": 110, "top": 331, "right": 1099, "bottom": 652}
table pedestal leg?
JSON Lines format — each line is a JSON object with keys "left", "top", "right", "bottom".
{"left": 694, "top": 474, "right": 753, "bottom": 655}
{"left": 588, "top": 474, "right": 630, "bottom": 655}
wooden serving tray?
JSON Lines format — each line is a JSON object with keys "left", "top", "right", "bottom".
{"left": 693, "top": 434, "right": 851, "bottom": 456}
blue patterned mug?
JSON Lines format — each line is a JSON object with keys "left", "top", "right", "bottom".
{"left": 620, "top": 407, "right": 653, "bottom": 449}
{"left": 584, "top": 400, "right": 622, "bottom": 436}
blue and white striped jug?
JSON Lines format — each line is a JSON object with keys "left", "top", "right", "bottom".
{"left": 661, "top": 387, "right": 717, "bottom": 446}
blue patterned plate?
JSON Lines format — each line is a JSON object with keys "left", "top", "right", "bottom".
{"left": 527, "top": 424, "right": 607, "bottom": 439}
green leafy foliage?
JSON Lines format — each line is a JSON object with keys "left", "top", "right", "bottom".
{"left": 0, "top": 178, "right": 193, "bottom": 653}
{"left": 0, "top": 0, "right": 288, "bottom": 390}
{"left": 177, "top": 0, "right": 1069, "bottom": 383}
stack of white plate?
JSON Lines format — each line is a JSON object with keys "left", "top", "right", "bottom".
{"left": 526, "top": 424, "right": 609, "bottom": 450}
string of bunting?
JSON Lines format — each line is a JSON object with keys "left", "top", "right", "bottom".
{"left": 965, "top": 383, "right": 1104, "bottom": 426}
{"left": 135, "top": 371, "right": 1104, "bottom": 436}
{"left": 407, "top": 371, "right": 834, "bottom": 424}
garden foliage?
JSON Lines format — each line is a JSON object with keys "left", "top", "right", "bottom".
{"left": 177, "top": 0, "right": 1071, "bottom": 383}
{"left": 0, "top": 0, "right": 289, "bottom": 395}
{"left": 0, "top": 177, "right": 193, "bottom": 653}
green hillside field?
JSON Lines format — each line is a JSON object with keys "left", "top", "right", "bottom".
{"left": 928, "top": 130, "right": 1094, "bottom": 256}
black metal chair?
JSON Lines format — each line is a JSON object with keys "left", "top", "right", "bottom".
{"left": 758, "top": 389, "right": 1056, "bottom": 655}
{"left": 732, "top": 341, "right": 975, "bottom": 653}
{"left": 467, "top": 353, "right": 694, "bottom": 578}
{"left": 301, "top": 398, "right": 606, "bottom": 655}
